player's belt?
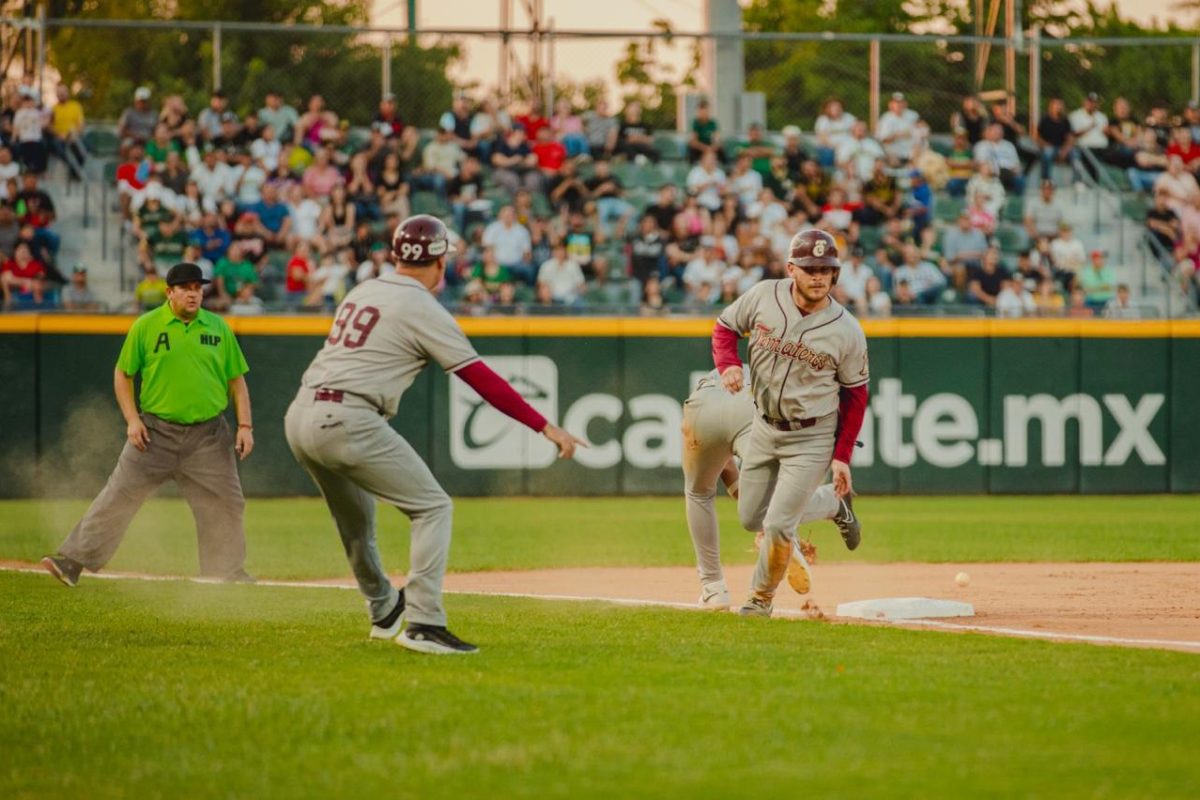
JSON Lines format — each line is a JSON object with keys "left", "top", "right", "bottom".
{"left": 761, "top": 414, "right": 818, "bottom": 432}
{"left": 314, "top": 389, "right": 345, "bottom": 403}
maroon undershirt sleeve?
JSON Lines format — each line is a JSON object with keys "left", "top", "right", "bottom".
{"left": 833, "top": 384, "right": 868, "bottom": 463}
{"left": 712, "top": 322, "right": 742, "bottom": 373}
{"left": 455, "top": 361, "right": 548, "bottom": 433}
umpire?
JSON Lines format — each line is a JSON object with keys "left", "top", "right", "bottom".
{"left": 42, "top": 262, "right": 256, "bottom": 586}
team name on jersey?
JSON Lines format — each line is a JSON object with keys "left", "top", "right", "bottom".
{"left": 751, "top": 323, "right": 834, "bottom": 371}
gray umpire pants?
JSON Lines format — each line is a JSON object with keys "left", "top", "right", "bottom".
{"left": 284, "top": 390, "right": 452, "bottom": 627}
{"left": 59, "top": 413, "right": 247, "bottom": 578}
{"left": 737, "top": 413, "right": 838, "bottom": 602}
{"left": 683, "top": 388, "right": 838, "bottom": 586}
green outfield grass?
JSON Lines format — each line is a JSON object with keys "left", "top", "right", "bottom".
{"left": 1, "top": 496, "right": 1198, "bottom": 578}
{"left": 1, "top": 572, "right": 1197, "bottom": 799}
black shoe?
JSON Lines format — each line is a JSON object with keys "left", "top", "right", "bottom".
{"left": 398, "top": 623, "right": 479, "bottom": 654}
{"left": 222, "top": 569, "right": 257, "bottom": 584}
{"left": 834, "top": 494, "right": 862, "bottom": 551}
{"left": 369, "top": 588, "right": 407, "bottom": 640}
{"left": 42, "top": 555, "right": 83, "bottom": 588}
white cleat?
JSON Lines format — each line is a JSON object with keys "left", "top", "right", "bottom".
{"left": 699, "top": 579, "right": 732, "bottom": 611}
{"left": 368, "top": 589, "right": 406, "bottom": 640}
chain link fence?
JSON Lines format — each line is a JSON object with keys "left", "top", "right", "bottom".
{"left": 4, "top": 15, "right": 1198, "bottom": 315}
{"left": 10, "top": 18, "right": 1199, "bottom": 140}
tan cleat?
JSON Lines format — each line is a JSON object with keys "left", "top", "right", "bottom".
{"left": 786, "top": 539, "right": 813, "bottom": 595}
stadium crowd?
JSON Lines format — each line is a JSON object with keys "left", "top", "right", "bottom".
{"left": 4, "top": 77, "right": 1200, "bottom": 317}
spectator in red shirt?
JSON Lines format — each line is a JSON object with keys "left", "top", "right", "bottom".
{"left": 515, "top": 101, "right": 550, "bottom": 141}
{"left": 532, "top": 126, "right": 567, "bottom": 175}
{"left": 1, "top": 240, "right": 47, "bottom": 306}
{"left": 115, "top": 142, "right": 149, "bottom": 217}
{"left": 284, "top": 241, "right": 314, "bottom": 306}
{"left": 1167, "top": 126, "right": 1200, "bottom": 174}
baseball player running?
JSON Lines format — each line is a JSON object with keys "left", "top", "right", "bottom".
{"left": 711, "top": 229, "right": 869, "bottom": 617}
{"left": 285, "top": 214, "right": 584, "bottom": 655}
{"left": 683, "top": 368, "right": 860, "bottom": 611}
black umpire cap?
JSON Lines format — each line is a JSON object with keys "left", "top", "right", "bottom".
{"left": 165, "top": 262, "right": 211, "bottom": 286}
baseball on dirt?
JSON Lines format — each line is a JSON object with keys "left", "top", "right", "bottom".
{"left": 955, "top": 571, "right": 971, "bottom": 587}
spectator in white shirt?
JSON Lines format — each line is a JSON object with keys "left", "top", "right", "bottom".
{"left": 1103, "top": 283, "right": 1140, "bottom": 318}
{"left": 892, "top": 243, "right": 948, "bottom": 304}
{"left": 995, "top": 277, "right": 1036, "bottom": 317}
{"left": 250, "top": 125, "right": 282, "bottom": 172}
{"left": 836, "top": 120, "right": 885, "bottom": 186}
{"left": 682, "top": 237, "right": 726, "bottom": 294}
{"left": 837, "top": 248, "right": 874, "bottom": 306}
{"left": 1049, "top": 222, "right": 1087, "bottom": 278}
{"left": 190, "top": 148, "right": 232, "bottom": 206}
{"left": 685, "top": 150, "right": 726, "bottom": 212}
{"left": 973, "top": 123, "right": 1024, "bottom": 192}
{"left": 1069, "top": 92, "right": 1109, "bottom": 181}
{"left": 1153, "top": 155, "right": 1200, "bottom": 212}
{"left": 536, "top": 242, "right": 586, "bottom": 304}
{"left": 481, "top": 205, "right": 534, "bottom": 282}
{"left": 875, "top": 92, "right": 922, "bottom": 165}
{"left": 965, "top": 160, "right": 1006, "bottom": 219}
{"left": 1069, "top": 92, "right": 1109, "bottom": 152}
{"left": 727, "top": 154, "right": 763, "bottom": 208}
{"left": 814, "top": 98, "right": 857, "bottom": 167}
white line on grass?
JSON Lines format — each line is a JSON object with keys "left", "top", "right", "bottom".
{"left": 5, "top": 565, "right": 1198, "bottom": 652}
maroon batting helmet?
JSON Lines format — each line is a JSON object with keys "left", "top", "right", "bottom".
{"left": 788, "top": 229, "right": 840, "bottom": 267}
{"left": 391, "top": 214, "right": 457, "bottom": 265}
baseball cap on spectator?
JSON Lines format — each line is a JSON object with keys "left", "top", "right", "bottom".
{"left": 382, "top": 92, "right": 396, "bottom": 102}
{"left": 1086, "top": 92, "right": 1100, "bottom": 102}
{"left": 371, "top": 121, "right": 395, "bottom": 137}
{"left": 220, "top": 111, "right": 238, "bottom": 123}
{"left": 134, "top": 86, "right": 151, "bottom": 101}
{"left": 891, "top": 92, "right": 906, "bottom": 101}
{"left": 1090, "top": 249, "right": 1105, "bottom": 259}
{"left": 72, "top": 263, "right": 87, "bottom": 274}
{"left": 782, "top": 125, "right": 802, "bottom": 139}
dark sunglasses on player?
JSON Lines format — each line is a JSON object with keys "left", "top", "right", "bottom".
{"left": 798, "top": 266, "right": 837, "bottom": 276}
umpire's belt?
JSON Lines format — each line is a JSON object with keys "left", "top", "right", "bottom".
{"left": 761, "top": 414, "right": 818, "bottom": 432}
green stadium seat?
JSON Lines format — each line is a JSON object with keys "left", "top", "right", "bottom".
{"left": 1121, "top": 195, "right": 1150, "bottom": 221}
{"left": 653, "top": 131, "right": 686, "bottom": 161}
{"left": 993, "top": 224, "right": 1028, "bottom": 253}
{"left": 411, "top": 191, "right": 449, "bottom": 217}
{"left": 1002, "top": 195, "right": 1024, "bottom": 223}
{"left": 934, "top": 196, "right": 964, "bottom": 222}
{"left": 857, "top": 225, "right": 883, "bottom": 253}
{"left": 83, "top": 127, "right": 121, "bottom": 159}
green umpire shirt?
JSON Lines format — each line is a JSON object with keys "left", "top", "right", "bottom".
{"left": 116, "top": 303, "right": 249, "bottom": 424}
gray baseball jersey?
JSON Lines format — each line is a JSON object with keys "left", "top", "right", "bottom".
{"left": 286, "top": 273, "right": 481, "bottom": 630}
{"left": 300, "top": 273, "right": 481, "bottom": 416}
{"left": 717, "top": 280, "right": 869, "bottom": 421}
{"left": 683, "top": 369, "right": 841, "bottom": 590}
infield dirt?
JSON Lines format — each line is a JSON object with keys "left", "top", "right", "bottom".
{"left": 442, "top": 562, "right": 1200, "bottom": 652}
{"left": 5, "top": 559, "right": 1197, "bottom": 652}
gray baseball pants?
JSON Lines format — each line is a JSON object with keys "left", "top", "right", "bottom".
{"left": 59, "top": 413, "right": 247, "bottom": 578}
{"left": 737, "top": 413, "right": 838, "bottom": 602}
{"left": 284, "top": 390, "right": 452, "bottom": 627}
{"left": 683, "top": 390, "right": 838, "bottom": 586}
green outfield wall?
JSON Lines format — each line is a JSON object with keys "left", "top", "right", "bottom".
{"left": 1, "top": 315, "right": 1197, "bottom": 497}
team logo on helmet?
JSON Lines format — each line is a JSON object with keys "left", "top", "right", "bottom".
{"left": 788, "top": 229, "right": 840, "bottom": 268}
